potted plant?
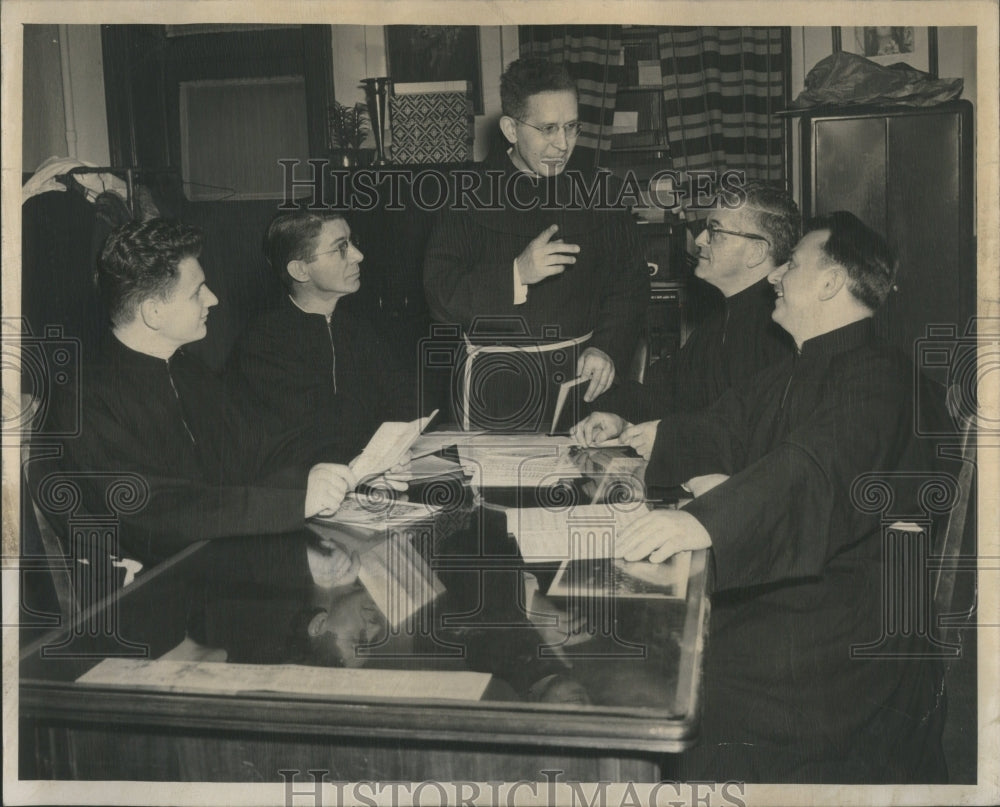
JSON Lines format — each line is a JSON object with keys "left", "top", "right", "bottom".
{"left": 328, "top": 101, "right": 371, "bottom": 168}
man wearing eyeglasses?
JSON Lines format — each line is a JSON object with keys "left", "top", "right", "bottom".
{"left": 573, "top": 181, "right": 799, "bottom": 456}
{"left": 423, "top": 57, "right": 649, "bottom": 410}
{"left": 611, "top": 213, "right": 948, "bottom": 783}
{"left": 227, "top": 210, "right": 414, "bottom": 464}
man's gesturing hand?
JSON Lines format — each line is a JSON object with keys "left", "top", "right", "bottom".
{"left": 304, "top": 463, "right": 358, "bottom": 518}
{"left": 516, "top": 224, "right": 580, "bottom": 285}
{"left": 614, "top": 509, "right": 712, "bottom": 563}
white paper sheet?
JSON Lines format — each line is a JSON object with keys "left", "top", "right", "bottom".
{"left": 505, "top": 503, "right": 649, "bottom": 561}
{"left": 78, "top": 658, "right": 491, "bottom": 701}
{"left": 350, "top": 410, "right": 438, "bottom": 482}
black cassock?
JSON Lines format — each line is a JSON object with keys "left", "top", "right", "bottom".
{"left": 594, "top": 277, "right": 793, "bottom": 421}
{"left": 47, "top": 334, "right": 318, "bottom": 567}
{"left": 422, "top": 149, "right": 650, "bottom": 377}
{"left": 227, "top": 295, "right": 415, "bottom": 465}
{"left": 647, "top": 318, "right": 950, "bottom": 783}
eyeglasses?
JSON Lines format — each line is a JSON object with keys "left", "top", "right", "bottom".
{"left": 309, "top": 238, "right": 360, "bottom": 261}
{"left": 699, "top": 222, "right": 771, "bottom": 247}
{"left": 512, "top": 117, "right": 583, "bottom": 141}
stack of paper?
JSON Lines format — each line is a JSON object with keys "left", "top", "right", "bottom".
{"left": 311, "top": 494, "right": 441, "bottom": 530}
{"left": 457, "top": 434, "right": 582, "bottom": 488}
{"left": 383, "top": 453, "right": 466, "bottom": 483}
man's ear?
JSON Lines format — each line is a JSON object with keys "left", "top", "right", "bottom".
{"left": 139, "top": 297, "right": 161, "bottom": 330}
{"left": 818, "top": 264, "right": 848, "bottom": 301}
{"left": 307, "top": 611, "right": 328, "bottom": 638}
{"left": 499, "top": 115, "right": 518, "bottom": 146}
{"left": 744, "top": 239, "right": 770, "bottom": 271}
{"left": 286, "top": 259, "right": 310, "bottom": 283}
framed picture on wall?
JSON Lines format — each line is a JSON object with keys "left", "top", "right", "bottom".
{"left": 832, "top": 26, "right": 939, "bottom": 77}
{"left": 385, "top": 26, "right": 483, "bottom": 113}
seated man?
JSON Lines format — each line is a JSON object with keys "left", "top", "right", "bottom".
{"left": 615, "top": 212, "right": 947, "bottom": 783}
{"left": 423, "top": 57, "right": 649, "bottom": 406}
{"left": 228, "top": 210, "right": 414, "bottom": 464}
{"left": 573, "top": 181, "right": 798, "bottom": 454}
{"left": 48, "top": 218, "right": 358, "bottom": 568}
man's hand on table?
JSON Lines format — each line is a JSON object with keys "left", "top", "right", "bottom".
{"left": 576, "top": 347, "right": 615, "bottom": 402}
{"left": 571, "top": 411, "right": 627, "bottom": 446}
{"left": 516, "top": 224, "right": 580, "bottom": 285}
{"left": 620, "top": 419, "right": 660, "bottom": 460}
{"left": 615, "top": 509, "right": 712, "bottom": 563}
{"left": 304, "top": 463, "right": 357, "bottom": 518}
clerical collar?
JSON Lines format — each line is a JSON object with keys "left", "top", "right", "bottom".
{"left": 288, "top": 294, "right": 332, "bottom": 323}
{"left": 798, "top": 317, "right": 878, "bottom": 358}
{"left": 726, "top": 276, "right": 774, "bottom": 310}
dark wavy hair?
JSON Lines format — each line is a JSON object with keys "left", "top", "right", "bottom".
{"left": 96, "top": 218, "right": 204, "bottom": 327}
{"left": 807, "top": 211, "right": 897, "bottom": 311}
{"left": 742, "top": 181, "right": 801, "bottom": 267}
{"left": 263, "top": 209, "right": 346, "bottom": 288}
{"left": 500, "top": 57, "right": 577, "bottom": 120}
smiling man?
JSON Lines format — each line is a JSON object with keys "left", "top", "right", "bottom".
{"left": 573, "top": 181, "right": 798, "bottom": 454}
{"left": 228, "top": 210, "right": 414, "bottom": 463}
{"left": 613, "top": 212, "right": 948, "bottom": 783}
{"left": 47, "top": 218, "right": 358, "bottom": 568}
{"left": 423, "top": 57, "right": 649, "bottom": 409}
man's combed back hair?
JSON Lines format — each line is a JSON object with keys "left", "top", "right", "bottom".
{"left": 808, "top": 211, "right": 897, "bottom": 312}
{"left": 96, "top": 218, "right": 204, "bottom": 327}
{"left": 500, "top": 57, "right": 577, "bottom": 120}
{"left": 264, "top": 209, "right": 346, "bottom": 288}
{"left": 742, "top": 181, "right": 800, "bottom": 267}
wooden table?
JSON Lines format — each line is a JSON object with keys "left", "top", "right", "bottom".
{"left": 19, "top": 446, "right": 709, "bottom": 782}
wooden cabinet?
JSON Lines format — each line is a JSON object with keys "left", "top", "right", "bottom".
{"left": 798, "top": 101, "right": 975, "bottom": 353}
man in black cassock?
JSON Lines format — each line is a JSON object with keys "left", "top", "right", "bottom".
{"left": 47, "top": 219, "right": 359, "bottom": 568}
{"left": 616, "top": 212, "right": 948, "bottom": 782}
{"left": 422, "top": 57, "right": 649, "bottom": 406}
{"left": 573, "top": 181, "right": 798, "bottom": 453}
{"left": 227, "top": 210, "right": 414, "bottom": 464}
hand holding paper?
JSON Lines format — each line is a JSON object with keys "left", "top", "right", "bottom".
{"left": 349, "top": 410, "right": 438, "bottom": 484}
{"left": 576, "top": 347, "right": 615, "bottom": 402}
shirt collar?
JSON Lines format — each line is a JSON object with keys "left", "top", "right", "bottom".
{"left": 287, "top": 294, "right": 332, "bottom": 323}
{"left": 798, "top": 317, "right": 878, "bottom": 358}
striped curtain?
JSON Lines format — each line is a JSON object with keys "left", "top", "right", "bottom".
{"left": 519, "top": 26, "right": 622, "bottom": 156}
{"left": 659, "top": 27, "right": 786, "bottom": 182}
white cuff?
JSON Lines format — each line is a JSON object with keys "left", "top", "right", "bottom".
{"left": 513, "top": 258, "right": 529, "bottom": 305}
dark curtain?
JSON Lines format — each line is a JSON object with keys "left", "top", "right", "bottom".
{"left": 659, "top": 27, "right": 786, "bottom": 182}
{"left": 518, "top": 26, "right": 623, "bottom": 156}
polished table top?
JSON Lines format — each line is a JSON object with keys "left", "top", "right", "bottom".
{"left": 20, "top": 442, "right": 709, "bottom": 754}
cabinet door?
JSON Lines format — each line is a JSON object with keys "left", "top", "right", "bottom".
{"left": 812, "top": 117, "right": 887, "bottom": 236}
{"left": 886, "top": 111, "right": 967, "bottom": 352}
{"left": 805, "top": 106, "right": 974, "bottom": 355}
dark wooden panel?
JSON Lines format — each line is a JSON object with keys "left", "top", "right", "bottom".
{"left": 886, "top": 112, "right": 963, "bottom": 352}
{"left": 811, "top": 117, "right": 886, "bottom": 234}
{"left": 22, "top": 720, "right": 662, "bottom": 781}
{"left": 800, "top": 102, "right": 975, "bottom": 356}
